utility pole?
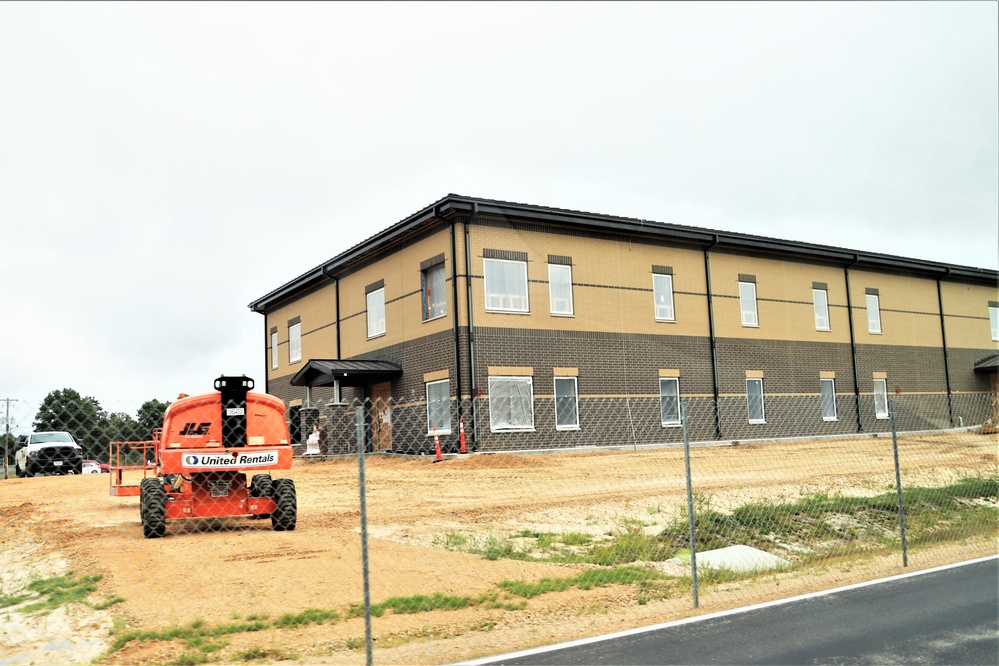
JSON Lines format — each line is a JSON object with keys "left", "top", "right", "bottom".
{"left": 2, "top": 398, "right": 17, "bottom": 480}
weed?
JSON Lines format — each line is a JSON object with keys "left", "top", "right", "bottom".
{"left": 234, "top": 646, "right": 297, "bottom": 661}
{"left": 273, "top": 608, "right": 340, "bottom": 628}
{"left": 436, "top": 532, "right": 469, "bottom": 550}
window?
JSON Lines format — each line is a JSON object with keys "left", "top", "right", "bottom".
{"left": 653, "top": 274, "right": 675, "bottom": 322}
{"left": 813, "top": 288, "right": 830, "bottom": 331}
{"left": 554, "top": 376, "right": 579, "bottom": 429}
{"left": 820, "top": 378, "right": 837, "bottom": 421}
{"left": 422, "top": 263, "right": 447, "bottom": 321}
{"left": 548, "top": 263, "right": 574, "bottom": 315}
{"left": 270, "top": 328, "right": 279, "bottom": 369}
{"left": 484, "top": 258, "right": 529, "bottom": 312}
{"left": 866, "top": 293, "right": 881, "bottom": 334}
{"left": 740, "top": 281, "right": 759, "bottom": 327}
{"left": 990, "top": 305, "right": 999, "bottom": 341}
{"left": 367, "top": 287, "right": 385, "bottom": 338}
{"left": 659, "top": 378, "right": 680, "bottom": 426}
{"left": 426, "top": 380, "right": 451, "bottom": 434}
{"left": 874, "top": 379, "right": 889, "bottom": 419}
{"left": 746, "top": 378, "right": 765, "bottom": 424}
{"left": 288, "top": 321, "right": 301, "bottom": 364}
{"left": 488, "top": 376, "right": 534, "bottom": 431}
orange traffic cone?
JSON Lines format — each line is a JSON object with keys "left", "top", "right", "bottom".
{"left": 433, "top": 426, "right": 443, "bottom": 463}
{"left": 459, "top": 417, "right": 467, "bottom": 454}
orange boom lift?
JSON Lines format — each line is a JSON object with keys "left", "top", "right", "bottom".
{"left": 110, "top": 375, "right": 296, "bottom": 538}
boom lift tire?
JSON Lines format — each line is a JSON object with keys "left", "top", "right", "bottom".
{"left": 249, "top": 474, "right": 274, "bottom": 519}
{"left": 271, "top": 478, "right": 297, "bottom": 531}
{"left": 141, "top": 479, "right": 167, "bottom": 539}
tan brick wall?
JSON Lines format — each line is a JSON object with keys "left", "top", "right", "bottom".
{"left": 338, "top": 228, "right": 455, "bottom": 359}
{"left": 709, "top": 253, "right": 853, "bottom": 344}
{"left": 848, "top": 269, "right": 943, "bottom": 347}
{"left": 468, "top": 224, "right": 710, "bottom": 337}
{"left": 940, "top": 281, "right": 999, "bottom": 349}
{"left": 265, "top": 282, "right": 338, "bottom": 382}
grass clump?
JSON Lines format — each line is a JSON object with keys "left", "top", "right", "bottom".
{"left": 0, "top": 571, "right": 123, "bottom": 616}
{"left": 498, "top": 566, "right": 663, "bottom": 599}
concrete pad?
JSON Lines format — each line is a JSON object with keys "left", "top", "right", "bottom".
{"left": 691, "top": 545, "right": 790, "bottom": 573}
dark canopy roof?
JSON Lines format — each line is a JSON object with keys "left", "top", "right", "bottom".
{"left": 973, "top": 354, "right": 999, "bottom": 374}
{"left": 290, "top": 359, "right": 403, "bottom": 387}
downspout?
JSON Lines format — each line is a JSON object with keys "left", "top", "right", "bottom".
{"left": 703, "top": 236, "right": 721, "bottom": 439}
{"left": 321, "top": 265, "right": 342, "bottom": 361}
{"left": 936, "top": 269, "right": 955, "bottom": 426}
{"left": 262, "top": 316, "right": 271, "bottom": 395}
{"left": 321, "top": 265, "right": 343, "bottom": 403}
{"left": 449, "top": 219, "right": 464, "bottom": 432}
{"left": 464, "top": 207, "right": 479, "bottom": 449}
{"left": 844, "top": 256, "right": 863, "bottom": 433}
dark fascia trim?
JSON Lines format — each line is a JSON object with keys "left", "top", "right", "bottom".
{"left": 248, "top": 196, "right": 451, "bottom": 313}
{"left": 248, "top": 194, "right": 998, "bottom": 313}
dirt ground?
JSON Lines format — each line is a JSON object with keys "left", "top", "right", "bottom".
{"left": 1, "top": 432, "right": 996, "bottom": 665}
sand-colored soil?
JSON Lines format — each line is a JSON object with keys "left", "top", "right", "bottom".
{"left": 1, "top": 432, "right": 996, "bottom": 665}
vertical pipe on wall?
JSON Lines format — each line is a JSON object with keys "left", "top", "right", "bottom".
{"left": 450, "top": 220, "right": 464, "bottom": 432}
{"left": 262, "top": 317, "right": 271, "bottom": 395}
{"left": 703, "top": 236, "right": 722, "bottom": 439}
{"left": 937, "top": 271, "right": 955, "bottom": 426}
{"left": 844, "top": 257, "right": 863, "bottom": 433}
{"left": 321, "top": 265, "right": 342, "bottom": 362}
{"left": 464, "top": 208, "right": 479, "bottom": 449}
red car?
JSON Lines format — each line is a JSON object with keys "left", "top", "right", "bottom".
{"left": 84, "top": 459, "right": 111, "bottom": 473}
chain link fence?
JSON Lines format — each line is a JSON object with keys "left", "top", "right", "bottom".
{"left": 1, "top": 391, "right": 996, "bottom": 664}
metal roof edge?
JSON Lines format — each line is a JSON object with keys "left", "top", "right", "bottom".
{"left": 249, "top": 194, "right": 998, "bottom": 314}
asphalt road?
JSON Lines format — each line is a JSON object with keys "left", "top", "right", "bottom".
{"left": 468, "top": 557, "right": 998, "bottom": 665}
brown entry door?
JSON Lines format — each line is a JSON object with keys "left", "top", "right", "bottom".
{"left": 366, "top": 382, "right": 393, "bottom": 452}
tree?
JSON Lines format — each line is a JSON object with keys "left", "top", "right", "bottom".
{"left": 34, "top": 389, "right": 104, "bottom": 457}
{"left": 2, "top": 432, "right": 17, "bottom": 466}
{"left": 136, "top": 399, "right": 171, "bottom": 440}
{"left": 103, "top": 412, "right": 141, "bottom": 450}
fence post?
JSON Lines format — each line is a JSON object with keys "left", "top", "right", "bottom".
{"left": 357, "top": 403, "right": 373, "bottom": 665}
{"left": 889, "top": 398, "right": 909, "bottom": 568}
{"left": 681, "top": 403, "right": 699, "bottom": 608}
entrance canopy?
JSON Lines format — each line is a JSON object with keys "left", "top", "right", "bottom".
{"left": 973, "top": 354, "right": 999, "bottom": 375}
{"left": 290, "top": 359, "right": 402, "bottom": 387}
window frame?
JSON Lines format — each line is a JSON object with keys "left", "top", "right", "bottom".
{"left": 425, "top": 379, "right": 452, "bottom": 435}
{"left": 874, "top": 379, "right": 889, "bottom": 419}
{"left": 659, "top": 377, "right": 681, "bottom": 426}
{"left": 990, "top": 306, "right": 999, "bottom": 342}
{"left": 288, "top": 322, "right": 302, "bottom": 364}
{"left": 866, "top": 293, "right": 882, "bottom": 334}
{"left": 813, "top": 288, "right": 830, "bottom": 331}
{"left": 746, "top": 378, "right": 766, "bottom": 424}
{"left": 548, "top": 263, "right": 574, "bottom": 316}
{"left": 820, "top": 378, "right": 837, "bottom": 421}
{"left": 366, "top": 287, "right": 386, "bottom": 339}
{"left": 484, "top": 257, "right": 530, "bottom": 313}
{"left": 270, "top": 329, "right": 279, "bottom": 370}
{"left": 653, "top": 274, "right": 676, "bottom": 322}
{"left": 740, "top": 281, "right": 759, "bottom": 327}
{"left": 422, "top": 263, "right": 447, "bottom": 322}
{"left": 554, "top": 376, "right": 579, "bottom": 430}
{"left": 488, "top": 376, "right": 535, "bottom": 432}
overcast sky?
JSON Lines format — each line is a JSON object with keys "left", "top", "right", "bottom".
{"left": 1, "top": 1, "right": 996, "bottom": 429}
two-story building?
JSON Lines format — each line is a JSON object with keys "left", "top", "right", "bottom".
{"left": 248, "top": 194, "right": 999, "bottom": 453}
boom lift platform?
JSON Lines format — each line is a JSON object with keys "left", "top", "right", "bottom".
{"left": 110, "top": 375, "right": 296, "bottom": 538}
